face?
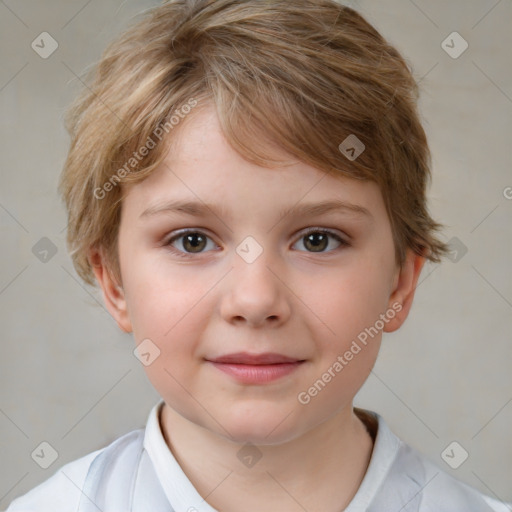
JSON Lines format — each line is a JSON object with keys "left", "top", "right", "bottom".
{"left": 93, "top": 103, "right": 424, "bottom": 445}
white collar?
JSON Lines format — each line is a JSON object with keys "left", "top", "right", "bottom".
{"left": 345, "top": 408, "right": 401, "bottom": 511}
{"left": 143, "top": 400, "right": 401, "bottom": 511}
{"left": 143, "top": 400, "right": 219, "bottom": 512}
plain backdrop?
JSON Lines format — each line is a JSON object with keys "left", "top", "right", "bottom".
{"left": 1, "top": 0, "right": 511, "bottom": 509}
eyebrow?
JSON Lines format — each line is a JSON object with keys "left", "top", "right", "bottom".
{"left": 139, "top": 198, "right": 373, "bottom": 221}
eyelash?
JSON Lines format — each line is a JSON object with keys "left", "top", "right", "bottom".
{"left": 162, "top": 227, "right": 349, "bottom": 259}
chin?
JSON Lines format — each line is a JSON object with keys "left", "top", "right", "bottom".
{"left": 215, "top": 408, "right": 305, "bottom": 446}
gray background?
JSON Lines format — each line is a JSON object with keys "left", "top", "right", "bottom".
{"left": 1, "top": 0, "right": 511, "bottom": 508}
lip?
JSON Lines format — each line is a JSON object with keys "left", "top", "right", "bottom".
{"left": 207, "top": 352, "right": 303, "bottom": 365}
{"left": 206, "top": 352, "right": 306, "bottom": 384}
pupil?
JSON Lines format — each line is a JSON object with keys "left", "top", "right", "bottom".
{"left": 306, "top": 233, "right": 327, "bottom": 252}
{"left": 184, "top": 233, "right": 205, "bottom": 252}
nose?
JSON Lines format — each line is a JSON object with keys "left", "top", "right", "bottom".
{"left": 219, "top": 251, "right": 291, "bottom": 328}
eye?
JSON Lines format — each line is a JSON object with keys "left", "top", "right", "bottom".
{"left": 163, "top": 227, "right": 349, "bottom": 258}
{"left": 292, "top": 228, "right": 348, "bottom": 253}
{"left": 164, "top": 229, "right": 218, "bottom": 257}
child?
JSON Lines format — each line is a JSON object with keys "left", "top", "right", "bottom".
{"left": 6, "top": 0, "right": 510, "bottom": 510}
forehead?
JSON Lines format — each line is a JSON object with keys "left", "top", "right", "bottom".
{"left": 122, "top": 104, "right": 386, "bottom": 222}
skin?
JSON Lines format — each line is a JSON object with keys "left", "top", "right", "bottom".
{"left": 90, "top": 103, "right": 425, "bottom": 511}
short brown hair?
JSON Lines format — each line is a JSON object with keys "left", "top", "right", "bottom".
{"left": 59, "top": 0, "right": 449, "bottom": 288}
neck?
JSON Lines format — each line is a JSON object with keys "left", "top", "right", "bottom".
{"left": 159, "top": 403, "right": 375, "bottom": 512}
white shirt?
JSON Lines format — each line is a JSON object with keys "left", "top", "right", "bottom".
{"left": 6, "top": 400, "right": 510, "bottom": 511}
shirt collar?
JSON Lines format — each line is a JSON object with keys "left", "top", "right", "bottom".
{"left": 345, "top": 407, "right": 402, "bottom": 511}
{"left": 143, "top": 400, "right": 219, "bottom": 512}
{"left": 143, "top": 399, "right": 401, "bottom": 512}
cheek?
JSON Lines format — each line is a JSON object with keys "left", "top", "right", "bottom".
{"left": 297, "top": 264, "right": 389, "bottom": 409}
{"left": 304, "top": 258, "right": 394, "bottom": 342}
{"left": 123, "top": 260, "right": 222, "bottom": 389}
{"left": 122, "top": 251, "right": 205, "bottom": 337}
{"left": 123, "top": 263, "right": 213, "bottom": 398}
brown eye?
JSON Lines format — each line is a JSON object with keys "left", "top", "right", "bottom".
{"left": 293, "top": 228, "right": 347, "bottom": 253}
{"left": 165, "top": 230, "right": 216, "bottom": 256}
{"left": 303, "top": 232, "right": 329, "bottom": 252}
{"left": 181, "top": 232, "right": 207, "bottom": 253}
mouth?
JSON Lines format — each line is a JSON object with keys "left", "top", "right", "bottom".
{"left": 207, "top": 352, "right": 305, "bottom": 365}
{"left": 205, "top": 352, "right": 306, "bottom": 384}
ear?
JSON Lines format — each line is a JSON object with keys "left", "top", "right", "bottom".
{"left": 88, "top": 247, "right": 133, "bottom": 333}
{"left": 383, "top": 249, "right": 426, "bottom": 333}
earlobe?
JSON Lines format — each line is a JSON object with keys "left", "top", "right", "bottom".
{"left": 383, "top": 249, "right": 426, "bottom": 333}
{"left": 89, "top": 247, "right": 133, "bottom": 333}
